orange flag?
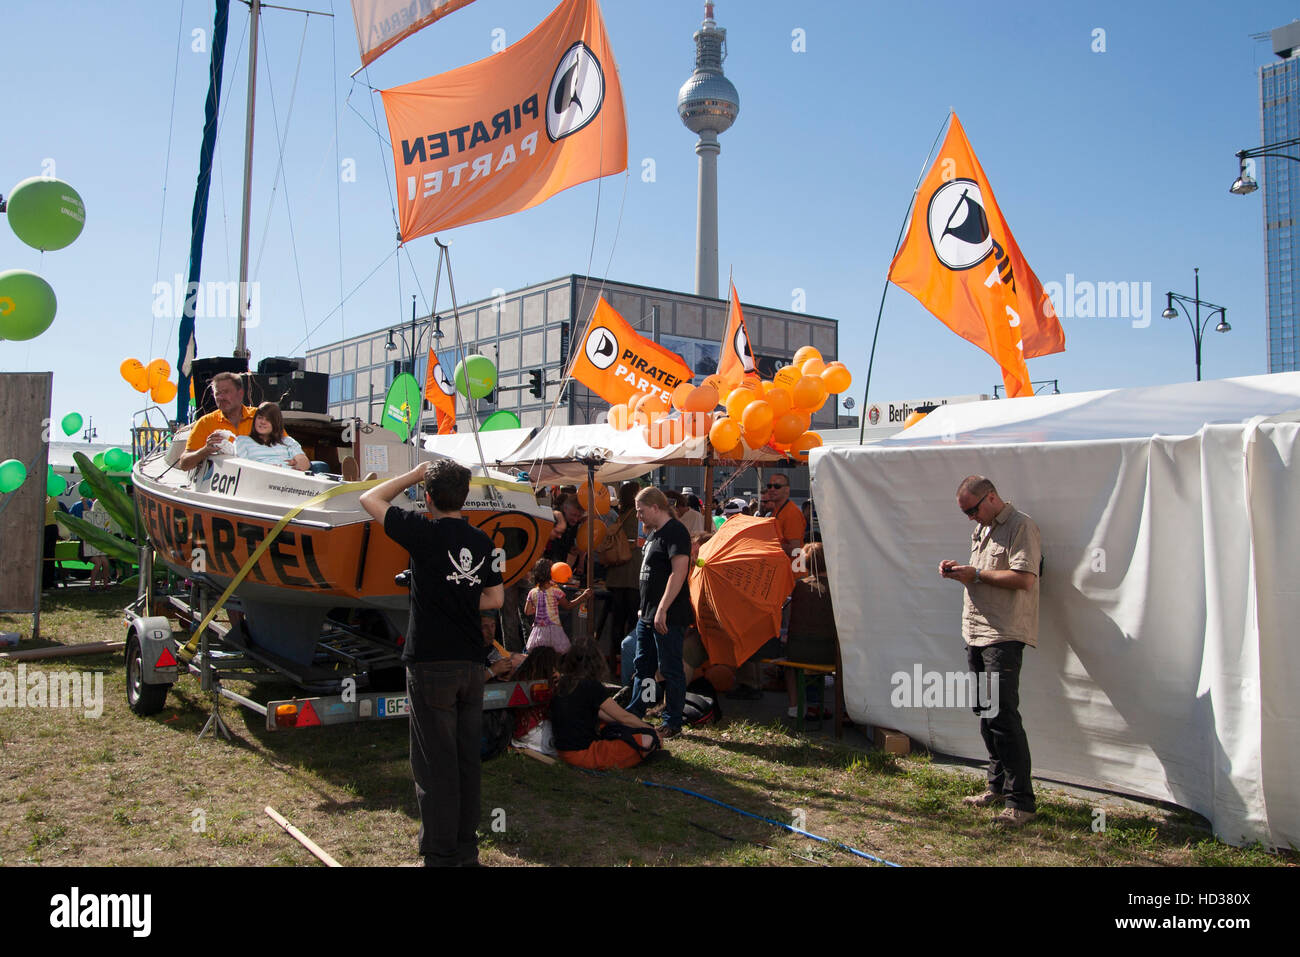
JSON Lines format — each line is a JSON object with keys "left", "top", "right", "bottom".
{"left": 569, "top": 297, "right": 693, "bottom": 406}
{"left": 424, "top": 348, "right": 457, "bottom": 432}
{"left": 380, "top": 0, "right": 627, "bottom": 241}
{"left": 717, "top": 280, "right": 759, "bottom": 384}
{"left": 889, "top": 114, "right": 1064, "bottom": 397}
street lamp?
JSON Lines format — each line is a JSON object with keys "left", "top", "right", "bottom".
{"left": 1162, "top": 267, "right": 1229, "bottom": 382}
{"left": 1229, "top": 136, "right": 1300, "bottom": 195}
{"left": 383, "top": 297, "right": 448, "bottom": 442}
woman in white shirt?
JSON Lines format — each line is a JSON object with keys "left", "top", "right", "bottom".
{"left": 233, "top": 402, "right": 311, "bottom": 471}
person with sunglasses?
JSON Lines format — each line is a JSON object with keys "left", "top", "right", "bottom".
{"left": 760, "top": 473, "right": 806, "bottom": 554}
{"left": 939, "top": 475, "right": 1041, "bottom": 828}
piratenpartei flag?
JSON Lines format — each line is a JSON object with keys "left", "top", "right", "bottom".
{"left": 380, "top": 0, "right": 627, "bottom": 241}
{"left": 717, "top": 280, "right": 759, "bottom": 383}
{"left": 569, "top": 297, "right": 693, "bottom": 406}
{"left": 888, "top": 113, "right": 1065, "bottom": 398}
{"left": 424, "top": 348, "right": 457, "bottom": 432}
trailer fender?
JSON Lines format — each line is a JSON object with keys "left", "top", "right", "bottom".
{"left": 131, "top": 616, "right": 179, "bottom": 685}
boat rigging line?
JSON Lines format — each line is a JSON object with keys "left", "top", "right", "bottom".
{"left": 148, "top": 0, "right": 190, "bottom": 365}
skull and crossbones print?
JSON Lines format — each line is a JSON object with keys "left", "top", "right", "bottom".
{"left": 445, "top": 547, "right": 484, "bottom": 586}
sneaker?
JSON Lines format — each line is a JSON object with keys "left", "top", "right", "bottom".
{"left": 786, "top": 706, "right": 799, "bottom": 718}
{"left": 657, "top": 725, "right": 681, "bottom": 740}
{"left": 994, "top": 808, "right": 1036, "bottom": 827}
{"left": 962, "top": 790, "right": 1003, "bottom": 808}
{"left": 726, "top": 685, "right": 763, "bottom": 701}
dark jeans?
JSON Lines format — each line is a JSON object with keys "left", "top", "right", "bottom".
{"left": 406, "top": 660, "right": 484, "bottom": 866}
{"left": 627, "top": 618, "right": 685, "bottom": 731}
{"left": 966, "top": 641, "right": 1035, "bottom": 812}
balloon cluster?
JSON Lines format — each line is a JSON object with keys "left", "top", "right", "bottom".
{"left": 603, "top": 346, "right": 852, "bottom": 463}
{"left": 120, "top": 357, "right": 178, "bottom": 403}
{"left": 0, "top": 177, "right": 86, "bottom": 341}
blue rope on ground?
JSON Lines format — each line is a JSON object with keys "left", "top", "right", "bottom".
{"left": 638, "top": 779, "right": 902, "bottom": 867}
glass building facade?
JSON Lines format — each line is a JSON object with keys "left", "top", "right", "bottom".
{"left": 1261, "top": 26, "right": 1300, "bottom": 372}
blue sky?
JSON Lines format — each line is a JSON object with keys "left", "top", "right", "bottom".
{"left": 2, "top": 0, "right": 1295, "bottom": 443}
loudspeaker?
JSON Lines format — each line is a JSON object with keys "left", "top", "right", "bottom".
{"left": 257, "top": 356, "right": 305, "bottom": 375}
{"left": 190, "top": 357, "right": 250, "bottom": 417}
{"left": 249, "top": 371, "right": 329, "bottom": 414}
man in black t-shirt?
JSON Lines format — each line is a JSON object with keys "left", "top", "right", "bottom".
{"left": 361, "top": 459, "right": 504, "bottom": 867}
{"left": 626, "top": 486, "right": 693, "bottom": 738}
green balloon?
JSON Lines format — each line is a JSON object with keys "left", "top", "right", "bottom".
{"left": 0, "top": 459, "right": 27, "bottom": 493}
{"left": 61, "top": 412, "right": 83, "bottom": 437}
{"left": 104, "top": 447, "right": 131, "bottom": 472}
{"left": 92, "top": 452, "right": 106, "bottom": 470}
{"left": 46, "top": 467, "right": 67, "bottom": 497}
{"left": 77, "top": 481, "right": 92, "bottom": 497}
{"left": 454, "top": 354, "right": 497, "bottom": 400}
{"left": 0, "top": 270, "right": 57, "bottom": 341}
{"left": 481, "top": 410, "right": 521, "bottom": 432}
{"left": 5, "top": 176, "right": 86, "bottom": 251}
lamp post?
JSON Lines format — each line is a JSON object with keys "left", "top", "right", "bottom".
{"left": 1162, "top": 268, "right": 1229, "bottom": 382}
{"left": 1229, "top": 136, "right": 1300, "bottom": 194}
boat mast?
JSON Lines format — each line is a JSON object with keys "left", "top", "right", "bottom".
{"left": 235, "top": 0, "right": 262, "bottom": 360}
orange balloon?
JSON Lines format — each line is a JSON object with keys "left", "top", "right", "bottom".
{"left": 577, "top": 480, "right": 609, "bottom": 515}
{"left": 709, "top": 416, "right": 741, "bottom": 451}
{"left": 773, "top": 365, "right": 801, "bottom": 391}
{"left": 671, "top": 382, "right": 694, "bottom": 411}
{"left": 741, "top": 399, "right": 774, "bottom": 435}
{"left": 151, "top": 380, "right": 178, "bottom": 404}
{"left": 743, "top": 424, "right": 772, "bottom": 449}
{"left": 763, "top": 385, "right": 792, "bottom": 418}
{"left": 801, "top": 357, "right": 825, "bottom": 378}
{"left": 790, "top": 431, "right": 823, "bottom": 462}
{"left": 725, "top": 387, "right": 757, "bottom": 421}
{"left": 120, "top": 358, "right": 144, "bottom": 381}
{"left": 607, "top": 404, "right": 631, "bottom": 430}
{"left": 792, "top": 346, "right": 822, "bottom": 368}
{"left": 683, "top": 384, "right": 719, "bottom": 412}
{"left": 147, "top": 357, "right": 171, "bottom": 379}
{"left": 573, "top": 518, "right": 607, "bottom": 552}
{"left": 551, "top": 561, "right": 573, "bottom": 584}
{"left": 791, "top": 375, "right": 828, "bottom": 412}
{"left": 771, "top": 412, "right": 807, "bottom": 445}
{"left": 682, "top": 411, "right": 712, "bottom": 438}
{"left": 821, "top": 362, "right": 852, "bottom": 394}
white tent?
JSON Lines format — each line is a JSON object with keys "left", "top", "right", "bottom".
{"left": 810, "top": 372, "right": 1300, "bottom": 848}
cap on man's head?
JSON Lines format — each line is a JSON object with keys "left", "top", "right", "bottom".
{"left": 723, "top": 498, "right": 746, "bottom": 515}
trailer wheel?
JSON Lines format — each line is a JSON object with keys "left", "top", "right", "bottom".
{"left": 126, "top": 634, "right": 169, "bottom": 716}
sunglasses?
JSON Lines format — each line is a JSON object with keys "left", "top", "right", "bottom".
{"left": 962, "top": 492, "right": 990, "bottom": 517}
{"left": 765, "top": 483, "right": 787, "bottom": 490}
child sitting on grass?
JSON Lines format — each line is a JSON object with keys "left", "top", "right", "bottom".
{"left": 551, "top": 640, "right": 661, "bottom": 770}
{"left": 524, "top": 558, "right": 590, "bottom": 655}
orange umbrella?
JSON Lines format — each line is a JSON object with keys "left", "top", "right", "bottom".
{"left": 689, "top": 514, "right": 796, "bottom": 668}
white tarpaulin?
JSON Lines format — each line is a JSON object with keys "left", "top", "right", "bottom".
{"left": 810, "top": 372, "right": 1300, "bottom": 847}
{"left": 423, "top": 420, "right": 786, "bottom": 485}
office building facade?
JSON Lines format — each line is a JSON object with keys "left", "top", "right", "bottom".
{"left": 1261, "top": 22, "right": 1300, "bottom": 372}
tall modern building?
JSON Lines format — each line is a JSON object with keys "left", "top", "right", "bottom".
{"left": 1261, "top": 22, "right": 1300, "bottom": 372}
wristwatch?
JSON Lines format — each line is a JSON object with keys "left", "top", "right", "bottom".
{"left": 973, "top": 568, "right": 981, "bottom": 584}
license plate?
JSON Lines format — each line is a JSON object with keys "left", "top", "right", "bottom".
{"left": 378, "top": 695, "right": 409, "bottom": 717}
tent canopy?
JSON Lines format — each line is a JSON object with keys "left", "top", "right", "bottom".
{"left": 810, "top": 372, "right": 1300, "bottom": 848}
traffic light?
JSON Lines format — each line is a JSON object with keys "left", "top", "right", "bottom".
{"left": 529, "top": 368, "right": 544, "bottom": 398}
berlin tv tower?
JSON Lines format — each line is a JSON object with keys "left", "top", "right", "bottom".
{"left": 677, "top": 2, "right": 740, "bottom": 300}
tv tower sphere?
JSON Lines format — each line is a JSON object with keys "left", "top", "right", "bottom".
{"left": 678, "top": 2, "right": 739, "bottom": 300}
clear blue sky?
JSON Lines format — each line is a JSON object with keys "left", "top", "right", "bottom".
{"left": 2, "top": 0, "right": 1295, "bottom": 443}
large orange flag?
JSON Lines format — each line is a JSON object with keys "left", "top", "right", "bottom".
{"left": 424, "top": 349, "right": 457, "bottom": 433}
{"left": 569, "top": 297, "right": 693, "bottom": 406}
{"left": 889, "top": 114, "right": 1064, "bottom": 397}
{"left": 380, "top": 0, "right": 627, "bottom": 241}
{"left": 716, "top": 281, "right": 759, "bottom": 384}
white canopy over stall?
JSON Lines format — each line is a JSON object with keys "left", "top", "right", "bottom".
{"left": 810, "top": 372, "right": 1300, "bottom": 848}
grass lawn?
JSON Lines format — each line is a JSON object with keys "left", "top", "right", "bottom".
{"left": 1, "top": 587, "right": 1293, "bottom": 868}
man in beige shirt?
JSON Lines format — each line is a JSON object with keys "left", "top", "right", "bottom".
{"left": 940, "top": 475, "right": 1040, "bottom": 827}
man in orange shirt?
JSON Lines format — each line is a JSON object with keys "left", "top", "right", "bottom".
{"left": 761, "top": 474, "right": 806, "bottom": 555}
{"left": 178, "top": 372, "right": 257, "bottom": 471}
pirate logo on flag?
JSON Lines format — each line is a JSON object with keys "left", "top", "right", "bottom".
{"left": 927, "top": 178, "right": 993, "bottom": 270}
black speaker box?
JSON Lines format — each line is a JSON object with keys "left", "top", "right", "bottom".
{"left": 249, "top": 371, "right": 329, "bottom": 414}
{"left": 257, "top": 356, "right": 305, "bottom": 375}
{"left": 190, "top": 356, "right": 250, "bottom": 417}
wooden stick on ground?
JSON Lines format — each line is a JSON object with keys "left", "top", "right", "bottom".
{"left": 0, "top": 641, "right": 126, "bottom": 661}
{"left": 264, "top": 806, "right": 341, "bottom": 867}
